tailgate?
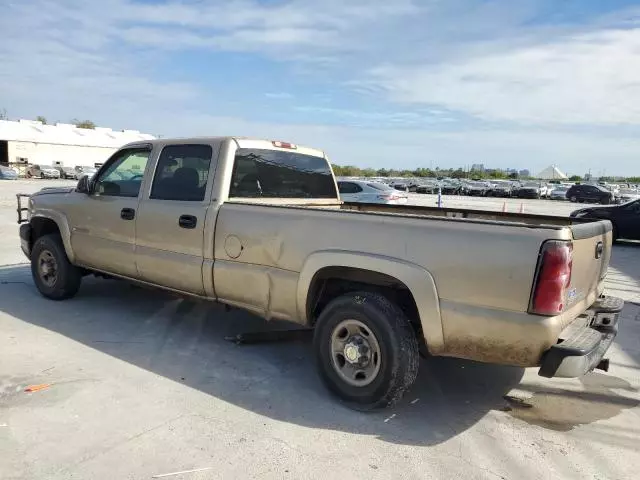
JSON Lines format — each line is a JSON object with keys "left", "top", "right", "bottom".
{"left": 569, "top": 220, "right": 612, "bottom": 304}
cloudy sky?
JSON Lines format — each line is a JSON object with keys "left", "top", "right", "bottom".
{"left": 1, "top": 0, "right": 640, "bottom": 176}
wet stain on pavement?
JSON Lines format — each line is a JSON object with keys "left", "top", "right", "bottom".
{"left": 503, "top": 373, "right": 639, "bottom": 431}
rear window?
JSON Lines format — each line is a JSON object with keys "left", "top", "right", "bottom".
{"left": 230, "top": 148, "right": 336, "bottom": 198}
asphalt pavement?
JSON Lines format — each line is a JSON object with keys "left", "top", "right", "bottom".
{"left": 1, "top": 179, "right": 639, "bottom": 480}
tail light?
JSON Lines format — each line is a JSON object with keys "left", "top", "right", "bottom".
{"left": 530, "top": 240, "right": 573, "bottom": 315}
{"left": 272, "top": 141, "right": 297, "bottom": 149}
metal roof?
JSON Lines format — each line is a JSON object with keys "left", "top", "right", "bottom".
{"left": 0, "top": 119, "right": 155, "bottom": 148}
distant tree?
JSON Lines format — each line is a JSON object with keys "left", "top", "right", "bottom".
{"left": 376, "top": 168, "right": 390, "bottom": 177}
{"left": 508, "top": 172, "right": 519, "bottom": 179}
{"left": 599, "top": 176, "right": 614, "bottom": 183}
{"left": 36, "top": 115, "right": 47, "bottom": 124}
{"left": 72, "top": 119, "right": 96, "bottom": 129}
{"left": 568, "top": 175, "right": 582, "bottom": 181}
{"left": 0, "top": 108, "right": 7, "bottom": 120}
{"left": 361, "top": 168, "right": 376, "bottom": 177}
{"left": 451, "top": 168, "right": 467, "bottom": 179}
{"left": 625, "top": 177, "right": 640, "bottom": 183}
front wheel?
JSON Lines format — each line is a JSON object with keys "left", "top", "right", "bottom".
{"left": 31, "top": 234, "right": 82, "bottom": 300}
{"left": 313, "top": 292, "right": 419, "bottom": 410}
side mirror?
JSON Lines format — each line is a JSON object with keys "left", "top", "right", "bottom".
{"left": 76, "top": 175, "right": 91, "bottom": 194}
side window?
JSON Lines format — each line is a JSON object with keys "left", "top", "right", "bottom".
{"left": 150, "top": 144, "right": 213, "bottom": 201}
{"left": 339, "top": 182, "right": 358, "bottom": 194}
{"left": 353, "top": 183, "right": 363, "bottom": 193}
{"left": 95, "top": 148, "right": 151, "bottom": 197}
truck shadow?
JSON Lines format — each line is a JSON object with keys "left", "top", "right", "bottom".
{"left": 2, "top": 264, "right": 523, "bottom": 446}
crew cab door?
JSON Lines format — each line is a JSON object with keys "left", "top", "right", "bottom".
{"left": 134, "top": 143, "right": 218, "bottom": 295}
{"left": 67, "top": 146, "right": 152, "bottom": 277}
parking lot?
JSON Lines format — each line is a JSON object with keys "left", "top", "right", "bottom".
{"left": 1, "top": 179, "right": 639, "bottom": 480}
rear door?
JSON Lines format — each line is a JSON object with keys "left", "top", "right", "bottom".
{"left": 135, "top": 143, "right": 218, "bottom": 295}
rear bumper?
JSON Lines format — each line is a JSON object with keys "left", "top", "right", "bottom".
{"left": 539, "top": 295, "right": 624, "bottom": 378}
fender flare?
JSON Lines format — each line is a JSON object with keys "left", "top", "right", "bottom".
{"left": 296, "top": 250, "right": 445, "bottom": 354}
{"left": 30, "top": 210, "right": 76, "bottom": 263}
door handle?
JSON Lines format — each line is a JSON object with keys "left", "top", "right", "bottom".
{"left": 120, "top": 208, "right": 135, "bottom": 220}
{"left": 178, "top": 214, "right": 197, "bottom": 229}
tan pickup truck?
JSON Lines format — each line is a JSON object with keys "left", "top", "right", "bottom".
{"left": 17, "top": 137, "right": 623, "bottom": 410}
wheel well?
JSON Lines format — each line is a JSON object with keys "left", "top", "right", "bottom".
{"left": 307, "top": 267, "right": 420, "bottom": 328}
{"left": 29, "top": 217, "right": 61, "bottom": 247}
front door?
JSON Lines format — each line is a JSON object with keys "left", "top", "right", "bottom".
{"left": 135, "top": 144, "right": 216, "bottom": 295}
{"left": 68, "top": 147, "right": 152, "bottom": 277}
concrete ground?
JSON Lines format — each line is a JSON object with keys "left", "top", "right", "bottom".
{"left": 1, "top": 179, "right": 639, "bottom": 480}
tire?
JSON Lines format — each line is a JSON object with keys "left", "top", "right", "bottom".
{"left": 612, "top": 224, "right": 619, "bottom": 243}
{"left": 601, "top": 197, "right": 611, "bottom": 205}
{"left": 30, "top": 234, "right": 82, "bottom": 300}
{"left": 570, "top": 196, "right": 577, "bottom": 202}
{"left": 313, "top": 291, "right": 419, "bottom": 410}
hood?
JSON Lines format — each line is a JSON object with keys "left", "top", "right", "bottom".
{"left": 31, "top": 187, "right": 75, "bottom": 197}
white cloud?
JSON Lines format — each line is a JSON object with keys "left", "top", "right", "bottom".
{"left": 367, "top": 27, "right": 640, "bottom": 125}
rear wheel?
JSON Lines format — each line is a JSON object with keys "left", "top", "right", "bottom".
{"left": 570, "top": 196, "right": 577, "bottom": 202}
{"left": 313, "top": 292, "right": 419, "bottom": 410}
{"left": 31, "top": 234, "right": 82, "bottom": 300}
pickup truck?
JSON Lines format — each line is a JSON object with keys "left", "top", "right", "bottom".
{"left": 16, "top": 136, "right": 623, "bottom": 410}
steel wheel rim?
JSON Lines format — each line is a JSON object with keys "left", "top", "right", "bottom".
{"left": 38, "top": 250, "right": 58, "bottom": 287}
{"left": 330, "top": 319, "right": 382, "bottom": 387}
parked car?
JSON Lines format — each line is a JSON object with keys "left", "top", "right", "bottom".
{"left": 26, "top": 164, "right": 61, "bottom": 179}
{"left": 77, "top": 167, "right": 98, "bottom": 179}
{"left": 618, "top": 188, "right": 640, "bottom": 203}
{"left": 0, "top": 165, "right": 19, "bottom": 180}
{"left": 391, "top": 182, "right": 409, "bottom": 192}
{"left": 55, "top": 166, "right": 79, "bottom": 179}
{"left": 566, "top": 184, "right": 614, "bottom": 204}
{"left": 515, "top": 182, "right": 543, "bottom": 199}
{"left": 549, "top": 186, "right": 570, "bottom": 200}
{"left": 571, "top": 199, "right": 640, "bottom": 241}
{"left": 17, "top": 136, "right": 622, "bottom": 410}
{"left": 440, "top": 180, "right": 463, "bottom": 195}
{"left": 338, "top": 180, "right": 408, "bottom": 205}
{"left": 465, "top": 181, "right": 489, "bottom": 196}
{"left": 489, "top": 181, "right": 513, "bottom": 197}
{"left": 416, "top": 181, "right": 438, "bottom": 194}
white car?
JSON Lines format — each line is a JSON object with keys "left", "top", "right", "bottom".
{"left": 338, "top": 180, "right": 409, "bottom": 204}
{"left": 549, "top": 186, "right": 570, "bottom": 200}
{"left": 26, "top": 164, "right": 61, "bottom": 179}
{"left": 618, "top": 188, "right": 640, "bottom": 203}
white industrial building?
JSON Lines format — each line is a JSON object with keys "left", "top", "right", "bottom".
{"left": 0, "top": 119, "right": 155, "bottom": 172}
